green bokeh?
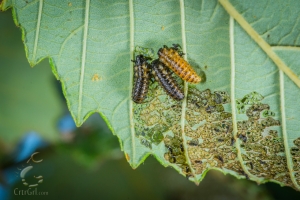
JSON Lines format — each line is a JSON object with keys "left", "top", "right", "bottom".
{"left": 0, "top": 11, "right": 63, "bottom": 150}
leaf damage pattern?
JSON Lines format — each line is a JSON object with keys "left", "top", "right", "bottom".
{"left": 236, "top": 96, "right": 291, "bottom": 185}
{"left": 291, "top": 138, "right": 300, "bottom": 184}
{"left": 134, "top": 86, "right": 294, "bottom": 187}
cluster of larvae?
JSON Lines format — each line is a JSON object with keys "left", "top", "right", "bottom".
{"left": 132, "top": 44, "right": 201, "bottom": 103}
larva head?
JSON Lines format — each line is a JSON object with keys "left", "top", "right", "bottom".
{"left": 171, "top": 44, "right": 184, "bottom": 56}
{"left": 158, "top": 45, "right": 172, "bottom": 55}
{"left": 172, "top": 44, "right": 182, "bottom": 51}
{"left": 158, "top": 44, "right": 184, "bottom": 57}
{"left": 134, "top": 55, "right": 146, "bottom": 66}
{"left": 150, "top": 59, "right": 161, "bottom": 69}
{"left": 157, "top": 48, "right": 163, "bottom": 56}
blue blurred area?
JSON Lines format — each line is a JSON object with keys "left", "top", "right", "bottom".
{"left": 0, "top": 112, "right": 101, "bottom": 200}
{"left": 57, "top": 114, "right": 76, "bottom": 134}
{"left": 1, "top": 132, "right": 49, "bottom": 200}
{"left": 0, "top": 183, "right": 9, "bottom": 200}
{"left": 14, "top": 132, "right": 48, "bottom": 163}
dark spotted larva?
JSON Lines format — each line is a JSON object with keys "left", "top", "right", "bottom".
{"left": 151, "top": 60, "right": 184, "bottom": 100}
{"left": 132, "top": 55, "right": 151, "bottom": 103}
{"left": 158, "top": 45, "right": 201, "bottom": 83}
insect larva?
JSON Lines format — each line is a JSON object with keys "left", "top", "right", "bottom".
{"left": 132, "top": 55, "right": 151, "bottom": 103}
{"left": 151, "top": 60, "right": 184, "bottom": 100}
{"left": 158, "top": 44, "right": 201, "bottom": 83}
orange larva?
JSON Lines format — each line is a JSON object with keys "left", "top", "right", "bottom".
{"left": 151, "top": 60, "right": 184, "bottom": 100}
{"left": 132, "top": 55, "right": 151, "bottom": 103}
{"left": 158, "top": 45, "right": 201, "bottom": 84}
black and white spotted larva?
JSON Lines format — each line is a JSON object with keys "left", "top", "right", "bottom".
{"left": 158, "top": 44, "right": 201, "bottom": 83}
{"left": 132, "top": 55, "right": 151, "bottom": 103}
{"left": 151, "top": 59, "right": 184, "bottom": 100}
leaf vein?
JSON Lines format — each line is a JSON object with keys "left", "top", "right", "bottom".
{"left": 229, "top": 15, "right": 254, "bottom": 180}
{"left": 77, "top": 0, "right": 90, "bottom": 124}
{"left": 180, "top": 0, "right": 196, "bottom": 181}
{"left": 128, "top": 0, "right": 136, "bottom": 166}
{"left": 32, "top": 0, "right": 43, "bottom": 63}
{"left": 279, "top": 70, "right": 300, "bottom": 189}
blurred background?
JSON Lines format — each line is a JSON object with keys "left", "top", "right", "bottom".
{"left": 1, "top": 10, "right": 300, "bottom": 200}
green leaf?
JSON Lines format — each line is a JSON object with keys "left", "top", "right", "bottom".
{"left": 0, "top": 11, "right": 63, "bottom": 150}
{"left": 2, "top": 0, "right": 300, "bottom": 190}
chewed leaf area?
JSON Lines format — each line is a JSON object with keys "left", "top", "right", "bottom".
{"left": 134, "top": 88, "right": 292, "bottom": 184}
{"left": 238, "top": 104, "right": 291, "bottom": 183}
{"left": 133, "top": 76, "right": 183, "bottom": 150}
{"left": 291, "top": 138, "right": 300, "bottom": 184}
{"left": 133, "top": 80, "right": 242, "bottom": 178}
{"left": 236, "top": 93, "right": 291, "bottom": 186}
{"left": 184, "top": 88, "right": 241, "bottom": 176}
